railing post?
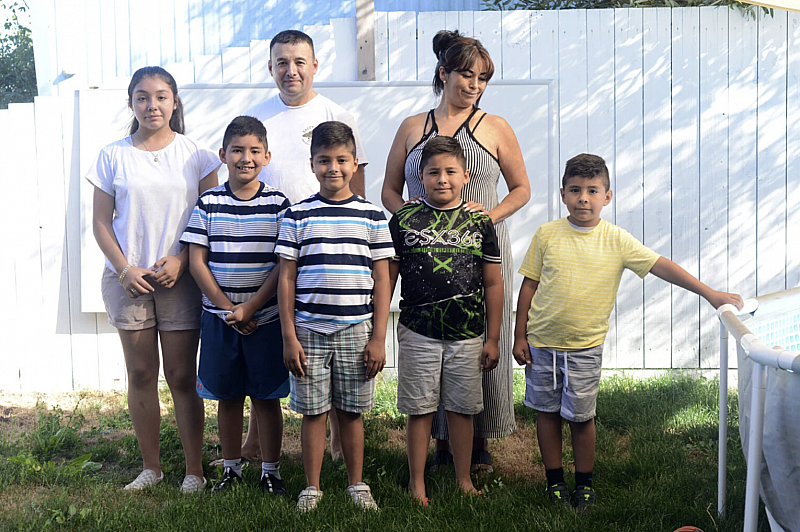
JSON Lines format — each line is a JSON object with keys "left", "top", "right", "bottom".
{"left": 743, "top": 361, "right": 767, "bottom": 532}
{"left": 718, "top": 320, "right": 729, "bottom": 519}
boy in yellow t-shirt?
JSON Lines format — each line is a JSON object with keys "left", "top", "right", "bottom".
{"left": 512, "top": 153, "right": 743, "bottom": 512}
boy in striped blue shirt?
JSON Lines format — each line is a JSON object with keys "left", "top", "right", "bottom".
{"left": 276, "top": 121, "right": 394, "bottom": 512}
{"left": 181, "top": 116, "right": 290, "bottom": 494}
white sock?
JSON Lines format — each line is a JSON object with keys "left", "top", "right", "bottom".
{"left": 262, "top": 461, "right": 281, "bottom": 480}
{"left": 223, "top": 458, "right": 243, "bottom": 477}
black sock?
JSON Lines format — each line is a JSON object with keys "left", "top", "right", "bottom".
{"left": 545, "top": 468, "right": 564, "bottom": 486}
{"left": 575, "top": 470, "right": 593, "bottom": 488}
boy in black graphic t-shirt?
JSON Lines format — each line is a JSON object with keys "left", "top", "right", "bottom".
{"left": 388, "top": 136, "right": 504, "bottom": 504}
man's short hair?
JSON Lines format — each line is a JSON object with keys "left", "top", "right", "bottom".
{"left": 562, "top": 153, "right": 610, "bottom": 191}
{"left": 420, "top": 136, "right": 466, "bottom": 174}
{"left": 310, "top": 121, "right": 356, "bottom": 159}
{"left": 222, "top": 116, "right": 268, "bottom": 152}
{"left": 269, "top": 30, "right": 315, "bottom": 56}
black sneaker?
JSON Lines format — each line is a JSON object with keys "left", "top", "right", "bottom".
{"left": 260, "top": 472, "right": 286, "bottom": 495}
{"left": 573, "top": 485, "right": 597, "bottom": 513}
{"left": 212, "top": 467, "right": 243, "bottom": 492}
{"left": 545, "top": 481, "right": 571, "bottom": 506}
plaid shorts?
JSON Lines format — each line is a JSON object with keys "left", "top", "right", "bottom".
{"left": 290, "top": 320, "right": 375, "bottom": 416}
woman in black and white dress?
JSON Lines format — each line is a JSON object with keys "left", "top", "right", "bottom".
{"left": 382, "top": 30, "right": 530, "bottom": 472}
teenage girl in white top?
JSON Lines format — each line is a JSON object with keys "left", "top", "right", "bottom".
{"left": 86, "top": 66, "right": 220, "bottom": 493}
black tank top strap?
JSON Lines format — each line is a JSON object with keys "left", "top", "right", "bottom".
{"left": 471, "top": 110, "right": 488, "bottom": 133}
{"left": 422, "top": 109, "right": 437, "bottom": 138}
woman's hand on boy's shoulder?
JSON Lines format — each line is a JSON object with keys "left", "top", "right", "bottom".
{"left": 481, "top": 339, "right": 500, "bottom": 372}
{"left": 363, "top": 338, "right": 386, "bottom": 380}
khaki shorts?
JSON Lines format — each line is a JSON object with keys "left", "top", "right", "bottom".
{"left": 101, "top": 266, "right": 202, "bottom": 331}
{"left": 396, "top": 323, "right": 484, "bottom": 416}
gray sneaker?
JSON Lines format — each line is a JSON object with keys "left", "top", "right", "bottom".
{"left": 545, "top": 481, "right": 571, "bottom": 506}
{"left": 346, "top": 482, "right": 379, "bottom": 511}
{"left": 297, "top": 486, "right": 323, "bottom": 512}
{"left": 573, "top": 485, "right": 597, "bottom": 513}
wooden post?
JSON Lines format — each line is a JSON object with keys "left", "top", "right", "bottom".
{"left": 356, "top": 0, "right": 376, "bottom": 81}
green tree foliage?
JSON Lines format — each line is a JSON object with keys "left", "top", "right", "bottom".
{"left": 1, "top": 1, "right": 35, "bottom": 109}
{"left": 482, "top": 0, "right": 771, "bottom": 18}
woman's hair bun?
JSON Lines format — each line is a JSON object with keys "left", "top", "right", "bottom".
{"left": 432, "top": 30, "right": 463, "bottom": 58}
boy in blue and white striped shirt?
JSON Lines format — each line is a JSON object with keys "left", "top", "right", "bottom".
{"left": 276, "top": 121, "right": 394, "bottom": 512}
{"left": 181, "top": 116, "right": 290, "bottom": 495}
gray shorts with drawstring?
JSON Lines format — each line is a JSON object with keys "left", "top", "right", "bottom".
{"left": 523, "top": 344, "right": 604, "bottom": 423}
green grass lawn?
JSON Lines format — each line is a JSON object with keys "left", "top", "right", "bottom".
{"left": 0, "top": 372, "right": 767, "bottom": 531}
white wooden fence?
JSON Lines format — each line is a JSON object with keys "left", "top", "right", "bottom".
{"left": 2, "top": 6, "right": 797, "bottom": 392}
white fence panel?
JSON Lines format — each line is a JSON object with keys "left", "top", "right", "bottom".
{"left": 756, "top": 10, "right": 788, "bottom": 296}
{"left": 788, "top": 13, "right": 800, "bottom": 290}
{"left": 671, "top": 7, "right": 701, "bottom": 368}
{"left": 699, "top": 7, "right": 729, "bottom": 368}
{"left": 642, "top": 7, "right": 672, "bottom": 369}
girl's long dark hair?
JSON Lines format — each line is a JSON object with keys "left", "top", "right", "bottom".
{"left": 127, "top": 66, "right": 185, "bottom": 136}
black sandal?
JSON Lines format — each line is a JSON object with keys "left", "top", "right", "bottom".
{"left": 428, "top": 449, "right": 453, "bottom": 472}
{"left": 470, "top": 448, "right": 493, "bottom": 473}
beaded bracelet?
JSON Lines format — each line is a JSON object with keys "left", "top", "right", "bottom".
{"left": 118, "top": 264, "right": 132, "bottom": 285}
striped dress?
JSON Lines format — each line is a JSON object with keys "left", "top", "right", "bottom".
{"left": 404, "top": 108, "right": 517, "bottom": 439}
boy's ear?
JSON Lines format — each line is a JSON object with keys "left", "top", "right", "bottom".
{"left": 559, "top": 187, "right": 566, "bottom": 204}
{"left": 309, "top": 157, "right": 314, "bottom": 173}
{"left": 603, "top": 188, "right": 613, "bottom": 206}
{"left": 267, "top": 59, "right": 273, "bottom": 77}
{"left": 219, "top": 148, "right": 227, "bottom": 163}
{"left": 264, "top": 150, "right": 272, "bottom": 166}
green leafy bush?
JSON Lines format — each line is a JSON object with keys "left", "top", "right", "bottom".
{"left": 482, "top": 0, "right": 771, "bottom": 18}
{"left": 1, "top": 0, "right": 36, "bottom": 109}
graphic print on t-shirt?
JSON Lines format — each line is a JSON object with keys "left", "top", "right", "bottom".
{"left": 389, "top": 201, "right": 500, "bottom": 341}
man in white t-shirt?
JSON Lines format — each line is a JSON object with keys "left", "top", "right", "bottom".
{"left": 244, "top": 29, "right": 368, "bottom": 204}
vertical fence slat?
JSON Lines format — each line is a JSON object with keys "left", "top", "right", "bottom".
{"left": 305, "top": 24, "right": 335, "bottom": 82}
{"left": 473, "top": 11, "right": 502, "bottom": 76}
{"left": 99, "top": 1, "right": 118, "bottom": 83}
{"left": 203, "top": 0, "right": 221, "bottom": 55}
{"left": 85, "top": 0, "right": 103, "bottom": 86}
{"left": 643, "top": 7, "right": 672, "bottom": 369}
{"left": 175, "top": 0, "right": 191, "bottom": 63}
{"left": 0, "top": 110, "right": 19, "bottom": 390}
{"left": 189, "top": 0, "right": 205, "bottom": 62}
{"left": 456, "top": 11, "right": 474, "bottom": 37}
{"left": 222, "top": 46, "right": 250, "bottom": 83}
{"left": 756, "top": 10, "right": 788, "bottom": 296}
{"left": 787, "top": 11, "right": 800, "bottom": 289}
{"left": 388, "top": 12, "right": 416, "bottom": 81}
{"left": 161, "top": 0, "right": 177, "bottom": 65}
{"left": 418, "top": 12, "right": 446, "bottom": 81}
{"left": 54, "top": 0, "right": 89, "bottom": 91}
{"left": 587, "top": 8, "right": 617, "bottom": 366}
{"left": 502, "top": 11, "right": 531, "bottom": 80}
{"left": 114, "top": 0, "right": 132, "bottom": 77}
{"left": 699, "top": 7, "right": 730, "bottom": 368}
{"left": 614, "top": 8, "right": 645, "bottom": 369}
{"left": 8, "top": 101, "right": 44, "bottom": 384}
{"left": 194, "top": 54, "right": 223, "bottom": 83}
{"left": 249, "top": 39, "right": 271, "bottom": 84}
{"left": 671, "top": 7, "right": 701, "bottom": 368}
{"left": 34, "top": 97, "right": 75, "bottom": 392}
{"left": 558, "top": 8, "right": 588, "bottom": 218}
{"left": 727, "top": 8, "right": 758, "bottom": 369}
{"left": 331, "top": 18, "right": 358, "bottom": 81}
{"left": 375, "top": 12, "right": 390, "bottom": 82}
{"left": 64, "top": 92, "right": 101, "bottom": 390}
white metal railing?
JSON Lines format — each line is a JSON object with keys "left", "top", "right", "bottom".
{"left": 717, "top": 288, "right": 800, "bottom": 532}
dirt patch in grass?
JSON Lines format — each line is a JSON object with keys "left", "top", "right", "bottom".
{"left": 491, "top": 423, "right": 544, "bottom": 481}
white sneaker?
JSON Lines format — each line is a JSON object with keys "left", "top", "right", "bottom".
{"left": 346, "top": 482, "right": 379, "bottom": 511}
{"left": 180, "top": 475, "right": 207, "bottom": 494}
{"left": 296, "top": 486, "right": 323, "bottom": 512}
{"left": 124, "top": 469, "right": 164, "bottom": 490}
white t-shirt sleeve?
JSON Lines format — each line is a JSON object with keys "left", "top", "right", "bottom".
{"left": 195, "top": 148, "right": 222, "bottom": 178}
{"left": 335, "top": 108, "right": 368, "bottom": 167}
{"left": 85, "top": 145, "right": 115, "bottom": 196}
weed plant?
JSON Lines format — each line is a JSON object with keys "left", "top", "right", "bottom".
{"left": 0, "top": 373, "right": 767, "bottom": 531}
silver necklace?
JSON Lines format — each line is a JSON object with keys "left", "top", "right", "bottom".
{"left": 137, "top": 131, "right": 173, "bottom": 162}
